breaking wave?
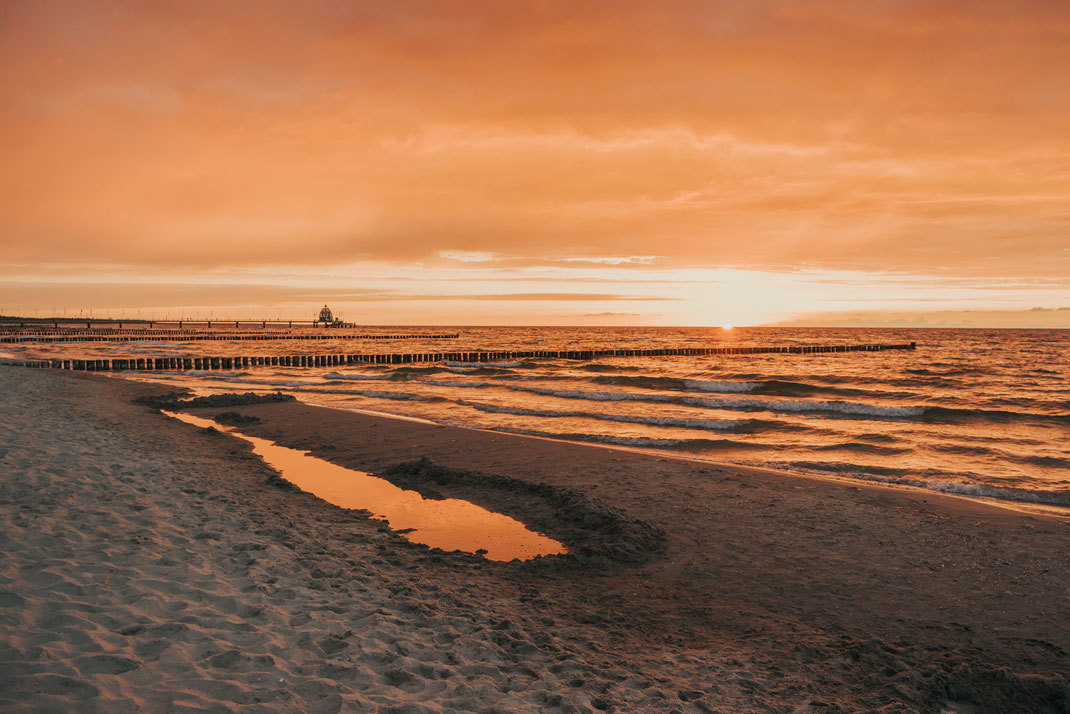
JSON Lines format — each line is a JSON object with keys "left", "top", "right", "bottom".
{"left": 455, "top": 400, "right": 754, "bottom": 432}
{"left": 324, "top": 371, "right": 389, "bottom": 381}
{"left": 492, "top": 427, "right": 769, "bottom": 452}
{"left": 444, "top": 360, "right": 524, "bottom": 368}
{"left": 780, "top": 462, "right": 1070, "bottom": 507}
{"left": 504, "top": 385, "right": 927, "bottom": 418}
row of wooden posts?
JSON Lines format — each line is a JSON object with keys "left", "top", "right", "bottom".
{"left": 1, "top": 342, "right": 917, "bottom": 371}
{"left": 0, "top": 332, "right": 461, "bottom": 344}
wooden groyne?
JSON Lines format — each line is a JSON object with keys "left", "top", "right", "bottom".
{"left": 0, "top": 332, "right": 461, "bottom": 344}
{"left": 0, "top": 342, "right": 916, "bottom": 371}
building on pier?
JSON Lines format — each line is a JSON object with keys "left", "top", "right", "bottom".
{"left": 314, "top": 304, "right": 350, "bottom": 327}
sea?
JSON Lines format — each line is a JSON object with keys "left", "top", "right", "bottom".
{"left": 6, "top": 326, "right": 1069, "bottom": 508}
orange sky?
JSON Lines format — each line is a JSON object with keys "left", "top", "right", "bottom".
{"left": 1, "top": 1, "right": 1068, "bottom": 326}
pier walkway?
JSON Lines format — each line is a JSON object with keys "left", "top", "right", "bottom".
{"left": 0, "top": 331, "right": 460, "bottom": 344}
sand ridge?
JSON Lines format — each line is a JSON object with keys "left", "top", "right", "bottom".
{"left": 2, "top": 368, "right": 1069, "bottom": 712}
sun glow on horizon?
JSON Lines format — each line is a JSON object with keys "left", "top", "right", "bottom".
{"left": 1, "top": 2, "right": 1069, "bottom": 327}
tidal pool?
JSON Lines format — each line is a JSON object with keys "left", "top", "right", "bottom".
{"left": 164, "top": 411, "right": 566, "bottom": 561}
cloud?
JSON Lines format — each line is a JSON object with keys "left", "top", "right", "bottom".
{"left": 1, "top": 0, "right": 1068, "bottom": 298}
{"left": 0, "top": 281, "right": 674, "bottom": 308}
{"left": 447, "top": 293, "right": 675, "bottom": 301}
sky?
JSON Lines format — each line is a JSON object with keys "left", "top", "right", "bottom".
{"left": 1, "top": 0, "right": 1068, "bottom": 326}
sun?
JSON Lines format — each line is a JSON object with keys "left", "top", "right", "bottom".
{"left": 721, "top": 324, "right": 734, "bottom": 330}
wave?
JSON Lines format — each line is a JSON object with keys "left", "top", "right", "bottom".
{"left": 512, "top": 386, "right": 678, "bottom": 403}
{"left": 592, "top": 375, "right": 758, "bottom": 393}
{"left": 283, "top": 386, "right": 447, "bottom": 402}
{"left": 780, "top": 461, "right": 1070, "bottom": 507}
{"left": 324, "top": 371, "right": 388, "bottom": 381}
{"left": 455, "top": 400, "right": 755, "bottom": 432}
{"left": 355, "top": 390, "right": 443, "bottom": 402}
{"left": 506, "top": 385, "right": 927, "bottom": 418}
{"left": 1014, "top": 454, "right": 1070, "bottom": 470}
{"left": 221, "top": 378, "right": 312, "bottom": 388}
{"left": 493, "top": 427, "right": 768, "bottom": 452}
{"left": 933, "top": 442, "right": 1070, "bottom": 470}
{"left": 924, "top": 405, "right": 1070, "bottom": 426}
{"left": 754, "top": 379, "right": 917, "bottom": 400}
{"left": 389, "top": 366, "right": 450, "bottom": 376}
{"left": 445, "top": 366, "right": 521, "bottom": 376}
{"left": 682, "top": 396, "right": 925, "bottom": 418}
{"left": 905, "top": 367, "right": 985, "bottom": 377}
{"left": 577, "top": 363, "right": 641, "bottom": 373}
{"left": 427, "top": 379, "right": 497, "bottom": 389}
{"left": 592, "top": 373, "right": 918, "bottom": 401}
{"left": 444, "top": 360, "right": 524, "bottom": 368}
{"left": 684, "top": 378, "right": 761, "bottom": 393}
{"left": 813, "top": 442, "right": 912, "bottom": 456}
{"left": 853, "top": 433, "right": 900, "bottom": 444}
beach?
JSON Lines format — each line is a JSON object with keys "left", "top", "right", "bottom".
{"left": 2, "top": 367, "right": 1068, "bottom": 712}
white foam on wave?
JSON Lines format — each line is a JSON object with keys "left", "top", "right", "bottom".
{"left": 512, "top": 386, "right": 678, "bottom": 402}
{"left": 458, "top": 400, "right": 746, "bottom": 431}
{"left": 427, "top": 380, "right": 496, "bottom": 389}
{"left": 357, "top": 390, "right": 434, "bottom": 401}
{"left": 681, "top": 396, "right": 926, "bottom": 418}
{"left": 496, "top": 426, "right": 686, "bottom": 448}
{"left": 609, "top": 414, "right": 744, "bottom": 431}
{"left": 683, "top": 379, "right": 760, "bottom": 393}
{"left": 504, "top": 384, "right": 924, "bottom": 418}
{"left": 775, "top": 463, "right": 1070, "bottom": 508}
{"left": 444, "top": 360, "right": 522, "bottom": 368}
{"left": 291, "top": 385, "right": 436, "bottom": 401}
{"left": 220, "top": 377, "right": 311, "bottom": 387}
{"left": 324, "top": 371, "right": 387, "bottom": 381}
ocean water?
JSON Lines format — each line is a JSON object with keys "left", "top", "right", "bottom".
{"left": 7, "top": 326, "right": 1069, "bottom": 506}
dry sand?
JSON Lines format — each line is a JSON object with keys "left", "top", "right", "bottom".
{"left": 1, "top": 367, "right": 1068, "bottom": 712}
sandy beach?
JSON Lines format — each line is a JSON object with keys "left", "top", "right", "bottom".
{"left": 2, "top": 367, "right": 1068, "bottom": 713}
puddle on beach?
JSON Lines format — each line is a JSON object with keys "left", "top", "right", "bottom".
{"left": 163, "top": 411, "right": 566, "bottom": 561}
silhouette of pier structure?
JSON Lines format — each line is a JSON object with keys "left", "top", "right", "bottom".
{"left": 0, "top": 330, "right": 461, "bottom": 344}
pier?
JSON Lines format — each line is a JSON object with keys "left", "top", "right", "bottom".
{"left": 0, "top": 331, "right": 461, "bottom": 344}
{"left": 1, "top": 342, "right": 917, "bottom": 371}
{"left": 0, "top": 319, "right": 356, "bottom": 329}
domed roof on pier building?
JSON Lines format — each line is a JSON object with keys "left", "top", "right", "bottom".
{"left": 318, "top": 305, "right": 333, "bottom": 323}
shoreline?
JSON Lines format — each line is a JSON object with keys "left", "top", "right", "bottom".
{"left": 3, "top": 367, "right": 1069, "bottom": 712}
{"left": 293, "top": 397, "right": 1070, "bottom": 520}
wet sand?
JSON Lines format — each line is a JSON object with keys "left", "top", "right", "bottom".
{"left": 1, "top": 367, "right": 1068, "bottom": 712}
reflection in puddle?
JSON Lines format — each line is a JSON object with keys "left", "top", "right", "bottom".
{"left": 164, "top": 411, "right": 566, "bottom": 561}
